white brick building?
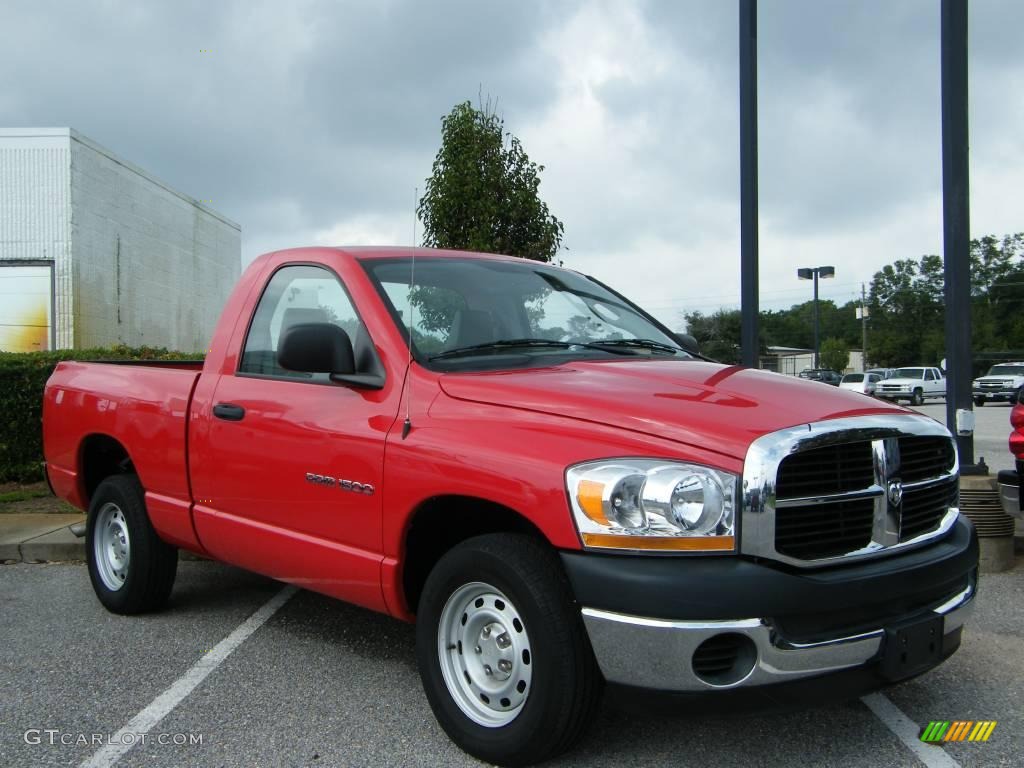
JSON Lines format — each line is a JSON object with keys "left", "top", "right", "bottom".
{"left": 0, "top": 128, "right": 240, "bottom": 352}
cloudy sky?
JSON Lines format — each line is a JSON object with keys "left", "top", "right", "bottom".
{"left": 3, "top": 0, "right": 1022, "bottom": 328}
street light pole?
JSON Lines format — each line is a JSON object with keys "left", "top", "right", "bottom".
{"left": 797, "top": 266, "right": 835, "bottom": 369}
{"left": 812, "top": 272, "right": 820, "bottom": 368}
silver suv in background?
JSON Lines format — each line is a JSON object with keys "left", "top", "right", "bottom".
{"left": 840, "top": 372, "right": 882, "bottom": 396}
{"left": 972, "top": 362, "right": 1024, "bottom": 406}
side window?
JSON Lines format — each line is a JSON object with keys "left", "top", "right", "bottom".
{"left": 925, "top": 369, "right": 935, "bottom": 381}
{"left": 239, "top": 265, "right": 365, "bottom": 382}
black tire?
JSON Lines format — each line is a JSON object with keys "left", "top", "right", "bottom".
{"left": 86, "top": 475, "right": 178, "bottom": 614}
{"left": 415, "top": 534, "right": 601, "bottom": 767}
{"left": 974, "top": 396, "right": 985, "bottom": 407}
{"left": 911, "top": 388, "right": 924, "bottom": 406}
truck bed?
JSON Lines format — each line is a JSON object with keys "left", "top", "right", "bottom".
{"left": 43, "top": 360, "right": 204, "bottom": 550}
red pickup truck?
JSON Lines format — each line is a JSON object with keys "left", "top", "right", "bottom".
{"left": 44, "top": 247, "right": 978, "bottom": 766}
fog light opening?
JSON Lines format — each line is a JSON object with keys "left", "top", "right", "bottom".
{"left": 691, "top": 632, "right": 757, "bottom": 686}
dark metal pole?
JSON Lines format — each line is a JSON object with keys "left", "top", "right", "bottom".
{"left": 739, "top": 0, "right": 759, "bottom": 368}
{"left": 941, "top": 0, "right": 977, "bottom": 469}
{"left": 813, "top": 271, "right": 820, "bottom": 368}
{"left": 861, "top": 283, "right": 868, "bottom": 369}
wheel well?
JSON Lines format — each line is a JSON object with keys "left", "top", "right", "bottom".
{"left": 402, "top": 496, "right": 547, "bottom": 615}
{"left": 80, "top": 435, "right": 135, "bottom": 505}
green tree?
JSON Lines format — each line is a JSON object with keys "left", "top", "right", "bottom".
{"left": 867, "top": 257, "right": 945, "bottom": 366}
{"left": 819, "top": 337, "right": 850, "bottom": 372}
{"left": 683, "top": 309, "right": 741, "bottom": 363}
{"left": 417, "top": 99, "right": 564, "bottom": 262}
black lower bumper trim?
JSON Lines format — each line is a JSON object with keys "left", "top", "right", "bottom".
{"left": 561, "top": 517, "right": 978, "bottom": 642}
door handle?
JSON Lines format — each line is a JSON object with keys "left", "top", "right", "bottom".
{"left": 212, "top": 403, "right": 246, "bottom": 421}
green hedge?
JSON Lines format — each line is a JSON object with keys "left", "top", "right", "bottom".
{"left": 0, "top": 345, "right": 203, "bottom": 483}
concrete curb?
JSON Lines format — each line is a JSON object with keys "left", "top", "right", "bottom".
{"left": 21, "top": 526, "right": 87, "bottom": 563}
{"left": 1, "top": 514, "right": 86, "bottom": 564}
{"left": 1, "top": 514, "right": 207, "bottom": 563}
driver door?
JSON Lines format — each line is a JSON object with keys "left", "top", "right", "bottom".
{"left": 191, "top": 264, "right": 395, "bottom": 611}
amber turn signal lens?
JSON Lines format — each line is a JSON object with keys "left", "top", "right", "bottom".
{"left": 580, "top": 533, "right": 735, "bottom": 552}
{"left": 576, "top": 479, "right": 609, "bottom": 525}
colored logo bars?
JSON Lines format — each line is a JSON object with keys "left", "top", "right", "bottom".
{"left": 920, "top": 721, "right": 997, "bottom": 743}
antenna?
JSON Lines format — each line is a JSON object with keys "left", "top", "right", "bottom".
{"left": 402, "top": 188, "right": 417, "bottom": 439}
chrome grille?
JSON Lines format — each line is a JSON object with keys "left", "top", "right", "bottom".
{"left": 900, "top": 478, "right": 958, "bottom": 540}
{"left": 979, "top": 379, "right": 1011, "bottom": 389}
{"left": 775, "top": 497, "right": 874, "bottom": 559}
{"left": 742, "top": 415, "right": 960, "bottom": 568}
{"left": 776, "top": 442, "right": 874, "bottom": 499}
{"left": 898, "top": 436, "right": 956, "bottom": 482}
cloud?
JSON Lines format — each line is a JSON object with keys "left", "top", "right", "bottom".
{"left": 1, "top": 0, "right": 1021, "bottom": 323}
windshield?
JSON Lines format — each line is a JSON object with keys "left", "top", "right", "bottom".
{"left": 842, "top": 374, "right": 864, "bottom": 382}
{"left": 893, "top": 368, "right": 925, "bottom": 379}
{"left": 989, "top": 365, "right": 1024, "bottom": 376}
{"left": 362, "top": 257, "right": 687, "bottom": 369}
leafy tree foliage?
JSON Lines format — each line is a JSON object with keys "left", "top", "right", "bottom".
{"left": 681, "top": 232, "right": 1024, "bottom": 370}
{"left": 418, "top": 100, "right": 564, "bottom": 262}
{"left": 682, "top": 309, "right": 744, "bottom": 363}
{"left": 819, "top": 337, "right": 850, "bottom": 372}
{"left": 867, "top": 233, "right": 1024, "bottom": 367}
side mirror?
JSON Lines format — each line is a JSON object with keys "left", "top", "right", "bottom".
{"left": 278, "top": 323, "right": 356, "bottom": 375}
{"left": 671, "top": 332, "right": 700, "bottom": 354}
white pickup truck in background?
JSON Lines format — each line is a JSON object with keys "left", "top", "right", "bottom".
{"left": 972, "top": 362, "right": 1024, "bottom": 406}
{"left": 876, "top": 366, "right": 946, "bottom": 405}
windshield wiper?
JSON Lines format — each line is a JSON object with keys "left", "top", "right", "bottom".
{"left": 588, "top": 338, "right": 682, "bottom": 355}
{"left": 427, "top": 338, "right": 635, "bottom": 361}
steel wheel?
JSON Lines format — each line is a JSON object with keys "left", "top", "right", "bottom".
{"left": 94, "top": 502, "right": 131, "bottom": 591}
{"left": 437, "top": 581, "right": 533, "bottom": 728}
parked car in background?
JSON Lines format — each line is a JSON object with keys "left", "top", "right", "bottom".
{"left": 876, "top": 367, "right": 946, "bottom": 405}
{"left": 865, "top": 367, "right": 896, "bottom": 380}
{"left": 840, "top": 372, "right": 881, "bottom": 396}
{"left": 972, "top": 362, "right": 1024, "bottom": 406}
{"left": 798, "top": 368, "right": 842, "bottom": 386}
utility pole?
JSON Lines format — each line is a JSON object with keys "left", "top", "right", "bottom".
{"left": 858, "top": 283, "right": 869, "bottom": 369}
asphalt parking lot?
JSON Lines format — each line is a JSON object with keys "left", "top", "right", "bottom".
{"left": 1, "top": 398, "right": 1019, "bottom": 768}
{"left": 0, "top": 554, "right": 1020, "bottom": 768}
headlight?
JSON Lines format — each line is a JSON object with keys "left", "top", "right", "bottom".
{"left": 566, "top": 459, "right": 737, "bottom": 552}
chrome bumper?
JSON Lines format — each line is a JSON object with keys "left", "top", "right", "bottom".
{"left": 998, "top": 476, "right": 1024, "bottom": 521}
{"left": 581, "top": 583, "right": 975, "bottom": 692}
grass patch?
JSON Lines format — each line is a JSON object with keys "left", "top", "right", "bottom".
{"left": 0, "top": 487, "right": 51, "bottom": 504}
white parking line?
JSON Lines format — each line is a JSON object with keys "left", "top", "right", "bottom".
{"left": 79, "top": 585, "right": 298, "bottom": 768}
{"left": 861, "top": 692, "right": 961, "bottom": 768}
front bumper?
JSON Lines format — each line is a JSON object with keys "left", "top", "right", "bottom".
{"left": 973, "top": 388, "right": 1015, "bottom": 401}
{"left": 998, "top": 469, "right": 1024, "bottom": 520}
{"left": 562, "top": 516, "right": 978, "bottom": 694}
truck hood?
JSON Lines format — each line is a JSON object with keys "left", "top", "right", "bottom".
{"left": 438, "top": 360, "right": 907, "bottom": 460}
{"left": 975, "top": 375, "right": 1019, "bottom": 382}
